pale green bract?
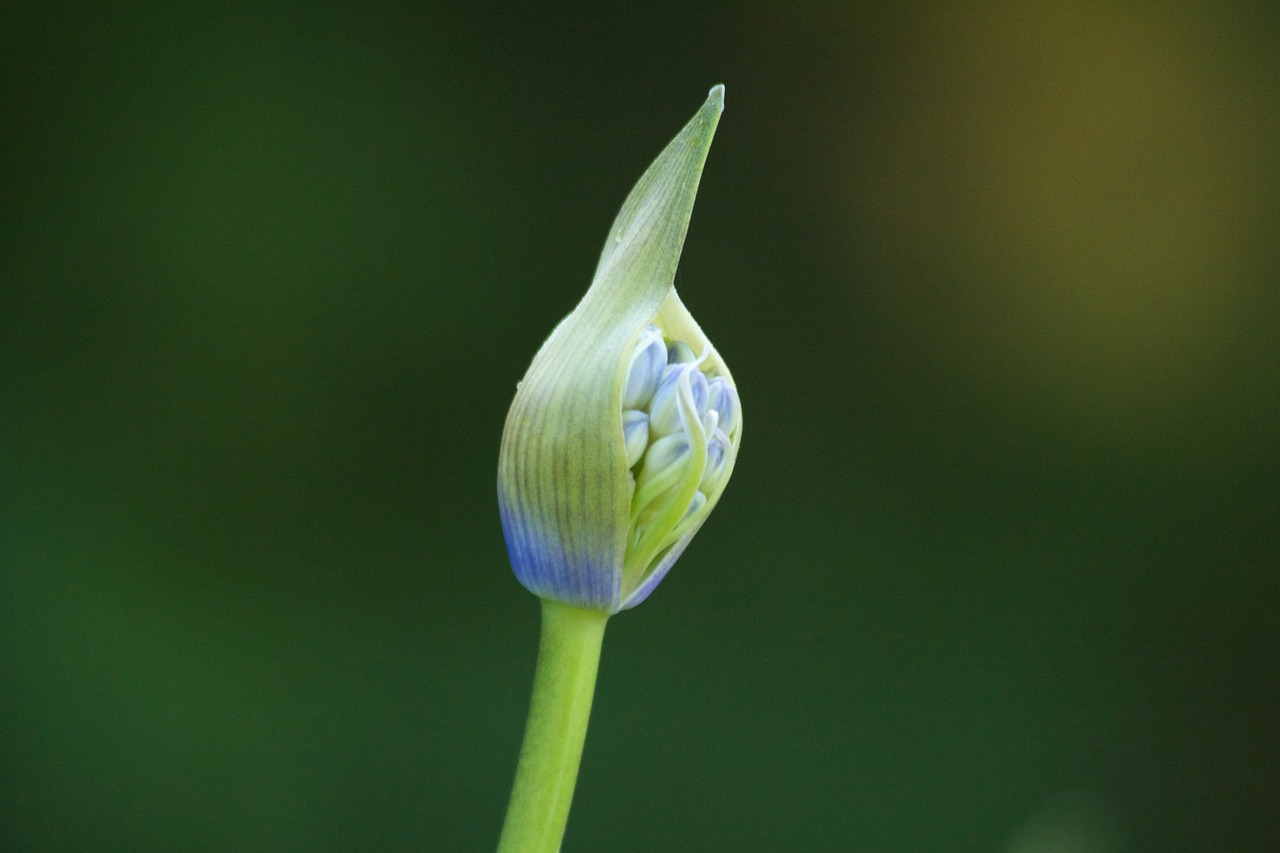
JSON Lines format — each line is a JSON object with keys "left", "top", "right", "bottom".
{"left": 498, "top": 86, "right": 741, "bottom": 614}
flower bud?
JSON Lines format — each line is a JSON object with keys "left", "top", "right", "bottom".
{"left": 622, "top": 409, "right": 650, "bottom": 469}
{"left": 497, "top": 86, "right": 741, "bottom": 613}
{"left": 699, "top": 431, "right": 729, "bottom": 495}
{"left": 666, "top": 340, "right": 697, "bottom": 365}
{"left": 622, "top": 325, "right": 667, "bottom": 409}
{"left": 706, "top": 376, "right": 739, "bottom": 438}
{"left": 648, "top": 364, "right": 709, "bottom": 438}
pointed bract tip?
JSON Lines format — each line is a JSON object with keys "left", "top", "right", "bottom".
{"left": 708, "top": 84, "right": 725, "bottom": 110}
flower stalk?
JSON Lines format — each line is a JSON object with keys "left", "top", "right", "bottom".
{"left": 496, "top": 601, "right": 607, "bottom": 853}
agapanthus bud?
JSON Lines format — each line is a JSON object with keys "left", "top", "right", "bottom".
{"left": 666, "top": 340, "right": 697, "bottom": 365}
{"left": 622, "top": 326, "right": 667, "bottom": 410}
{"left": 648, "top": 363, "right": 709, "bottom": 438}
{"left": 706, "top": 376, "right": 739, "bottom": 437}
{"left": 621, "top": 409, "right": 650, "bottom": 469}
{"left": 699, "top": 431, "right": 730, "bottom": 494}
{"left": 497, "top": 86, "right": 741, "bottom": 613}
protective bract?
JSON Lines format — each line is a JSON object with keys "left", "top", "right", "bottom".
{"left": 498, "top": 87, "right": 741, "bottom": 613}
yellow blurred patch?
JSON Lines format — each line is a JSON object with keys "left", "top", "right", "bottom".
{"left": 836, "top": 1, "right": 1272, "bottom": 434}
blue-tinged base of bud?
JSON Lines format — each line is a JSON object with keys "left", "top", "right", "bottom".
{"left": 499, "top": 500, "right": 621, "bottom": 613}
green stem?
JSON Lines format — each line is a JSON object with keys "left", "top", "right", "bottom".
{"left": 498, "top": 599, "right": 609, "bottom": 853}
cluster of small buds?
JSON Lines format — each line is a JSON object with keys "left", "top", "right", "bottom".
{"left": 619, "top": 324, "right": 740, "bottom": 578}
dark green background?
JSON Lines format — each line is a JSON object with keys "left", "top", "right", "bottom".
{"left": 3, "top": 3, "right": 1277, "bottom": 851}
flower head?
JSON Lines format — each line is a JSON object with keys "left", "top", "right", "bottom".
{"left": 498, "top": 86, "right": 741, "bottom": 614}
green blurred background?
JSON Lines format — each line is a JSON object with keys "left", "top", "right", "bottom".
{"left": 3, "top": 2, "right": 1277, "bottom": 851}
